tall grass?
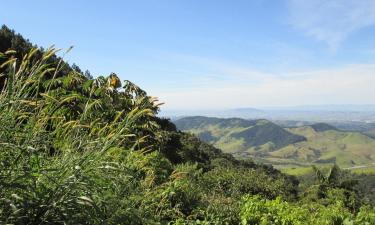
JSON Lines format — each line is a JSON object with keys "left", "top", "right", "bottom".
{"left": 0, "top": 48, "right": 185, "bottom": 224}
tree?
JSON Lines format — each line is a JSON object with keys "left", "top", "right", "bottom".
{"left": 84, "top": 69, "right": 93, "bottom": 79}
{"left": 312, "top": 164, "right": 341, "bottom": 188}
{"left": 71, "top": 63, "right": 82, "bottom": 74}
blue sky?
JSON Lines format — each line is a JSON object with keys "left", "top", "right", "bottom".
{"left": 2, "top": 0, "right": 375, "bottom": 110}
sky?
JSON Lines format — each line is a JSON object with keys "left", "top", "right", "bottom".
{"left": 2, "top": 0, "right": 375, "bottom": 110}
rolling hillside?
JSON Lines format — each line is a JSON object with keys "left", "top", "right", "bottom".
{"left": 174, "top": 116, "right": 306, "bottom": 155}
{"left": 175, "top": 116, "right": 375, "bottom": 168}
{"left": 267, "top": 125, "right": 375, "bottom": 167}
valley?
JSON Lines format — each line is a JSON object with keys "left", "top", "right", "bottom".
{"left": 175, "top": 116, "right": 375, "bottom": 171}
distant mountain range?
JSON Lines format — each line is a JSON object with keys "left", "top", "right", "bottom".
{"left": 161, "top": 105, "right": 375, "bottom": 122}
{"left": 174, "top": 116, "right": 375, "bottom": 168}
{"left": 274, "top": 120, "right": 375, "bottom": 139}
{"left": 260, "top": 104, "right": 375, "bottom": 112}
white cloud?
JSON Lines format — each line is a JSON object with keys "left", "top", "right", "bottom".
{"left": 151, "top": 64, "right": 375, "bottom": 109}
{"left": 286, "top": 0, "right": 375, "bottom": 51}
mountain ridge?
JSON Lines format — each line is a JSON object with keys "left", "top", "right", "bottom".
{"left": 175, "top": 116, "right": 375, "bottom": 168}
{"left": 175, "top": 116, "right": 307, "bottom": 154}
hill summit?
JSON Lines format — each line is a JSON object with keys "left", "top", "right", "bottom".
{"left": 174, "top": 116, "right": 306, "bottom": 156}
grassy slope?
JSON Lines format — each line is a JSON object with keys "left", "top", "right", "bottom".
{"left": 176, "top": 117, "right": 375, "bottom": 171}
{"left": 175, "top": 117, "right": 306, "bottom": 155}
{"left": 267, "top": 126, "right": 375, "bottom": 168}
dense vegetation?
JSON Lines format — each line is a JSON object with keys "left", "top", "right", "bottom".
{"left": 1, "top": 25, "right": 374, "bottom": 224}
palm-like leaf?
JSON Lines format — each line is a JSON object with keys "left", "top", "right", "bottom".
{"left": 327, "top": 164, "right": 341, "bottom": 186}
{"left": 312, "top": 165, "right": 326, "bottom": 184}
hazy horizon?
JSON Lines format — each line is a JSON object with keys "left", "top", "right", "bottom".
{"left": 160, "top": 104, "right": 375, "bottom": 111}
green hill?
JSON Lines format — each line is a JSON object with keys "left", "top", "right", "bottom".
{"left": 267, "top": 125, "right": 375, "bottom": 168}
{"left": 310, "top": 123, "right": 338, "bottom": 132}
{"left": 175, "top": 117, "right": 375, "bottom": 169}
{"left": 174, "top": 116, "right": 306, "bottom": 156}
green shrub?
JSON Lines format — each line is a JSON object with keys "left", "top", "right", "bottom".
{"left": 240, "top": 195, "right": 309, "bottom": 225}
